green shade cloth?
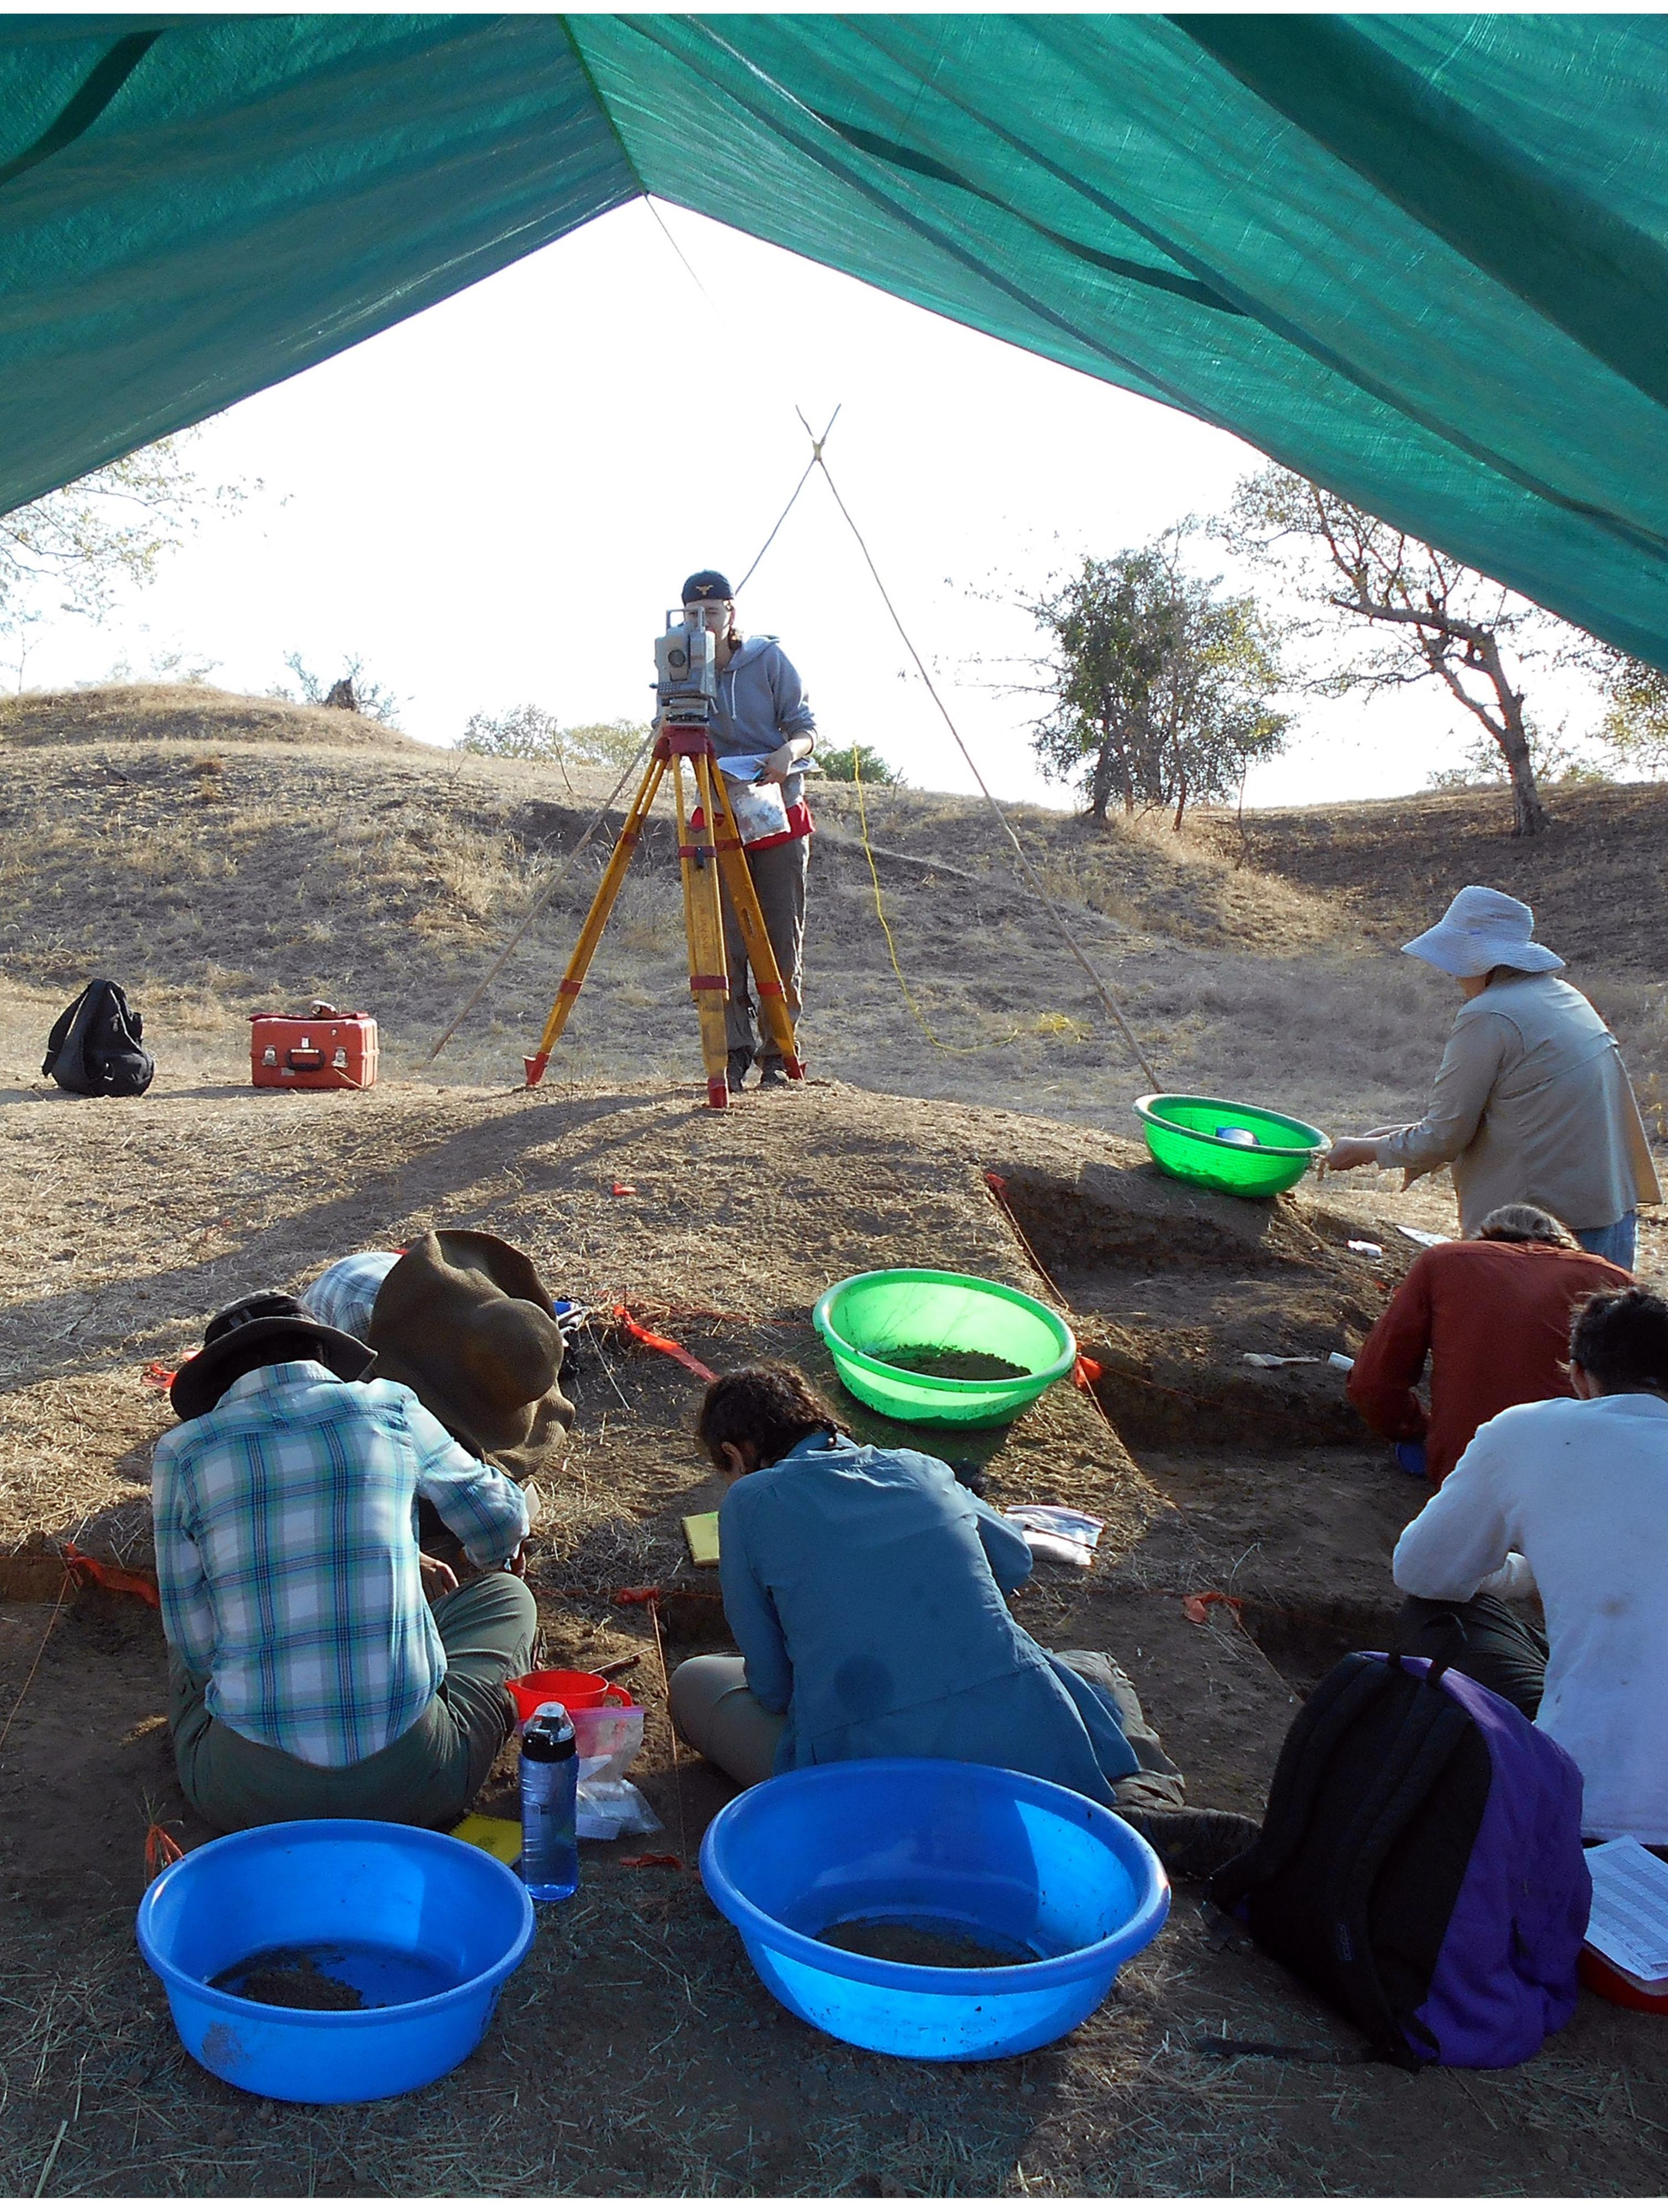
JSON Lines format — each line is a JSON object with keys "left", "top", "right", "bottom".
{"left": 3, "top": 15, "right": 1667, "bottom": 665}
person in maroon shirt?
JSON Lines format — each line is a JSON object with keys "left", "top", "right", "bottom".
{"left": 1348, "top": 1204, "right": 1632, "bottom": 1484}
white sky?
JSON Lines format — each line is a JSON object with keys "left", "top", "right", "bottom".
{"left": 15, "top": 199, "right": 1602, "bottom": 810}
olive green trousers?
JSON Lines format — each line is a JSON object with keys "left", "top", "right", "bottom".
{"left": 169, "top": 1571, "right": 537, "bottom": 1832}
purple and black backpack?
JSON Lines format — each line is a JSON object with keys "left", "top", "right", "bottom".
{"left": 1209, "top": 1644, "right": 1591, "bottom": 2068}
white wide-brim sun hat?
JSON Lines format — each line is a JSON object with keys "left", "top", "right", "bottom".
{"left": 1402, "top": 885, "right": 1564, "bottom": 978}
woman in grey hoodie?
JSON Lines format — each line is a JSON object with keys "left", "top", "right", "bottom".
{"left": 682, "top": 569, "right": 817, "bottom": 1092}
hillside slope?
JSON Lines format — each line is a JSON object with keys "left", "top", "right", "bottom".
{"left": 1200, "top": 778, "right": 1668, "bottom": 975}
{"left": 0, "top": 685, "right": 1662, "bottom": 1149}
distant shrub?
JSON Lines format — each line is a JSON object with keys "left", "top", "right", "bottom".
{"left": 819, "top": 742, "right": 906, "bottom": 785}
{"left": 274, "top": 650, "right": 402, "bottom": 727}
{"left": 458, "top": 704, "right": 563, "bottom": 761}
{"left": 458, "top": 708, "right": 651, "bottom": 779}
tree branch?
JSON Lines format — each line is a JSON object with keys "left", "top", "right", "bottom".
{"left": 1327, "top": 592, "right": 1499, "bottom": 648}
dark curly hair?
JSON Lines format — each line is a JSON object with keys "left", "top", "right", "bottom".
{"left": 696, "top": 1366, "right": 838, "bottom": 1470}
{"left": 1570, "top": 1286, "right": 1668, "bottom": 1396}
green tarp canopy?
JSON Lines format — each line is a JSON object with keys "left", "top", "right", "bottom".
{"left": 5, "top": 14, "right": 1668, "bottom": 665}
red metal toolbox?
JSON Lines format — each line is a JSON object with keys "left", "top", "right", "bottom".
{"left": 250, "top": 1003, "right": 378, "bottom": 1090}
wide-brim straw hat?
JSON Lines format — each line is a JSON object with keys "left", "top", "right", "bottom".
{"left": 365, "top": 1230, "right": 573, "bottom": 1486}
{"left": 1402, "top": 884, "right": 1564, "bottom": 978}
{"left": 171, "top": 1293, "right": 374, "bottom": 1422}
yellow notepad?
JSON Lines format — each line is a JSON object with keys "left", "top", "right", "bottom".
{"left": 451, "top": 1814, "right": 522, "bottom": 1865}
{"left": 682, "top": 1511, "right": 721, "bottom": 1567}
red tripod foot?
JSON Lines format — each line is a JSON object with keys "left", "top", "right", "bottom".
{"left": 524, "top": 1054, "right": 550, "bottom": 1088}
{"left": 706, "top": 1074, "right": 729, "bottom": 1110}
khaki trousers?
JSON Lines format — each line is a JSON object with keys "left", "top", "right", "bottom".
{"left": 169, "top": 1571, "right": 538, "bottom": 1832}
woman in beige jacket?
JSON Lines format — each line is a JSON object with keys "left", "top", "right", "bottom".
{"left": 1326, "top": 885, "right": 1659, "bottom": 1269}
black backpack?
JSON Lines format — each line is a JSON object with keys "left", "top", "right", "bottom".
{"left": 43, "top": 979, "right": 155, "bottom": 1098}
{"left": 1207, "top": 1643, "right": 1588, "bottom": 2069}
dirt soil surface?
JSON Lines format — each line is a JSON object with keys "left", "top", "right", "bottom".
{"left": 0, "top": 1068, "right": 1664, "bottom": 2197}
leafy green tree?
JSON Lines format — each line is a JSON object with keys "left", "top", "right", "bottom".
{"left": 0, "top": 435, "right": 239, "bottom": 685}
{"left": 1022, "top": 535, "right": 1290, "bottom": 828}
{"left": 1597, "top": 656, "right": 1668, "bottom": 778}
{"left": 817, "top": 742, "right": 905, "bottom": 785}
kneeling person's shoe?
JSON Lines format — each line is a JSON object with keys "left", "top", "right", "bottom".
{"left": 1115, "top": 1806, "right": 1261, "bottom": 1881}
{"left": 757, "top": 1061, "right": 791, "bottom": 1090}
{"left": 726, "top": 1049, "right": 754, "bottom": 1094}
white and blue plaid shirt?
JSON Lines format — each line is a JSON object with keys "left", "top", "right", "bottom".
{"left": 299, "top": 1251, "right": 401, "bottom": 1340}
{"left": 153, "top": 1361, "right": 530, "bottom": 1768}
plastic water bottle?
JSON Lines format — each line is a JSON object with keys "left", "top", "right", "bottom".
{"left": 519, "top": 1701, "right": 579, "bottom": 1901}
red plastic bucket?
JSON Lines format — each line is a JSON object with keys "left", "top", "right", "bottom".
{"left": 1580, "top": 1945, "right": 1668, "bottom": 2013}
{"left": 505, "top": 1669, "right": 632, "bottom": 1725}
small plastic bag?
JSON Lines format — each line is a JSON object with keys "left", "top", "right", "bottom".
{"left": 572, "top": 1703, "right": 662, "bottom": 1841}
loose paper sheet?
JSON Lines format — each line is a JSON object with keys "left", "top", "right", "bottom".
{"left": 1583, "top": 1837, "right": 1668, "bottom": 1981}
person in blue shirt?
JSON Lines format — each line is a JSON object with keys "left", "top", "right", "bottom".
{"left": 668, "top": 1366, "right": 1259, "bottom": 1879}
{"left": 680, "top": 569, "right": 817, "bottom": 1094}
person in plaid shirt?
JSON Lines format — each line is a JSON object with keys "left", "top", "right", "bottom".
{"left": 155, "top": 1291, "right": 535, "bottom": 1832}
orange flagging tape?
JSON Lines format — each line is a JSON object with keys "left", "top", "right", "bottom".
{"left": 613, "top": 1307, "right": 717, "bottom": 1383}
{"left": 64, "top": 1544, "right": 160, "bottom": 1608}
{"left": 620, "top": 1853, "right": 683, "bottom": 1870}
{"left": 144, "top": 1824, "right": 185, "bottom": 1881}
{"left": 1073, "top": 1354, "right": 1104, "bottom": 1390}
{"left": 1183, "top": 1590, "right": 1246, "bottom": 1626}
{"left": 142, "top": 1361, "right": 176, "bottom": 1390}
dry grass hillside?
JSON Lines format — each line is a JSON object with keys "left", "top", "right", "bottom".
{"left": 1197, "top": 779, "right": 1668, "bottom": 975}
{"left": 5, "top": 682, "right": 1664, "bottom": 1147}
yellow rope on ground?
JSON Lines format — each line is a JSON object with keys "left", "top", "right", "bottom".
{"left": 803, "top": 418, "right": 1163, "bottom": 1092}
{"left": 850, "top": 748, "right": 1018, "bottom": 1055}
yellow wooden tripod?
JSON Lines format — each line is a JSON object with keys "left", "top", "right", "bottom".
{"left": 524, "top": 717, "right": 804, "bottom": 1108}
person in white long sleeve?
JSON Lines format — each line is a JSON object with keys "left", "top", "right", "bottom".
{"left": 1392, "top": 1285, "right": 1668, "bottom": 1843}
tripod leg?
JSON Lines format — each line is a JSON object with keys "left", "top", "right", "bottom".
{"left": 678, "top": 750, "right": 734, "bottom": 1110}
{"left": 525, "top": 755, "right": 665, "bottom": 1085}
{"left": 712, "top": 773, "right": 804, "bottom": 1080}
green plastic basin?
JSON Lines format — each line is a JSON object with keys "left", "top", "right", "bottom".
{"left": 1134, "top": 1094, "right": 1330, "bottom": 1199}
{"left": 812, "top": 1269, "right": 1076, "bottom": 1427}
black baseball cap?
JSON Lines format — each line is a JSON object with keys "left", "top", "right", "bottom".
{"left": 681, "top": 570, "right": 733, "bottom": 603}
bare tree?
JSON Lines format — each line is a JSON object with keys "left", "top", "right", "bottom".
{"left": 1226, "top": 466, "right": 1597, "bottom": 837}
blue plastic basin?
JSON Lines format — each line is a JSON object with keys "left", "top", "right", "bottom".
{"left": 136, "top": 1820, "right": 536, "bottom": 2104}
{"left": 700, "top": 1759, "right": 1168, "bottom": 2061}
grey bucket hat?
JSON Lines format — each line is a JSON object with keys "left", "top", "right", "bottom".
{"left": 1402, "top": 885, "right": 1564, "bottom": 978}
